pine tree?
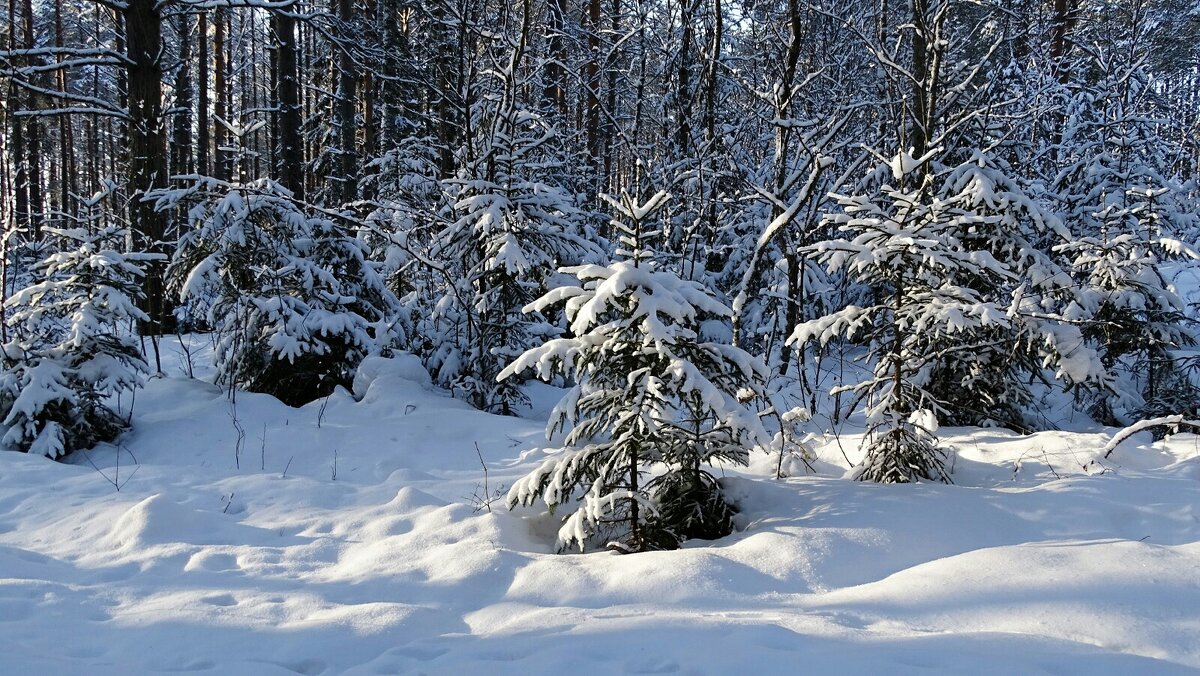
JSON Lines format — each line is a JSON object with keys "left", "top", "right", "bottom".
{"left": 502, "top": 190, "right": 769, "bottom": 552}
{"left": 2, "top": 224, "right": 156, "bottom": 457}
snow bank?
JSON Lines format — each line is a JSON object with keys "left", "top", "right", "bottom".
{"left": 0, "top": 354, "right": 1198, "bottom": 673}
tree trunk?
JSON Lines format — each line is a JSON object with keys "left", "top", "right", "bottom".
{"left": 701, "top": 0, "right": 722, "bottom": 245}
{"left": 603, "top": 0, "right": 619, "bottom": 189}
{"left": 7, "top": 0, "right": 28, "bottom": 238}
{"left": 628, "top": 441, "right": 640, "bottom": 550}
{"left": 379, "top": 0, "right": 408, "bottom": 147}
{"left": 272, "top": 11, "right": 304, "bottom": 200}
{"left": 172, "top": 13, "right": 193, "bottom": 177}
{"left": 1049, "top": 0, "right": 1077, "bottom": 83}
{"left": 360, "top": 0, "right": 378, "bottom": 162}
{"left": 213, "top": 8, "right": 229, "bottom": 181}
{"left": 584, "top": 0, "right": 602, "bottom": 185}
{"left": 55, "top": 1, "right": 77, "bottom": 224}
{"left": 196, "top": 11, "right": 210, "bottom": 177}
{"left": 543, "top": 0, "right": 567, "bottom": 115}
{"left": 910, "top": 0, "right": 931, "bottom": 162}
{"left": 333, "top": 0, "right": 358, "bottom": 205}
{"left": 125, "top": 0, "right": 172, "bottom": 335}
{"left": 674, "top": 0, "right": 698, "bottom": 157}
{"left": 22, "top": 0, "right": 42, "bottom": 239}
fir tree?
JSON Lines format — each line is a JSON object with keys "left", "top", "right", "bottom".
{"left": 2, "top": 225, "right": 156, "bottom": 457}
{"left": 502, "top": 191, "right": 768, "bottom": 552}
{"left": 1048, "top": 52, "right": 1200, "bottom": 423}
{"left": 428, "top": 21, "right": 601, "bottom": 414}
{"left": 922, "top": 154, "right": 1088, "bottom": 430}
{"left": 358, "top": 136, "right": 447, "bottom": 365}
{"left": 163, "top": 177, "right": 400, "bottom": 406}
{"left": 792, "top": 151, "right": 1015, "bottom": 483}
{"left": 1056, "top": 221, "right": 1199, "bottom": 423}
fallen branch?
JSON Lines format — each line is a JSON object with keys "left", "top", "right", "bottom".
{"left": 1103, "top": 416, "right": 1200, "bottom": 459}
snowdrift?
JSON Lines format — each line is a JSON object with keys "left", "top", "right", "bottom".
{"left": 1, "top": 353, "right": 1198, "bottom": 673}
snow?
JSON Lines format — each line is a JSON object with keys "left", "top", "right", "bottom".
{"left": 2, "top": 349, "right": 1200, "bottom": 673}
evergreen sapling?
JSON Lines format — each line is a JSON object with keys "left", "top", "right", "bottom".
{"left": 2, "top": 226, "right": 157, "bottom": 457}
{"left": 502, "top": 190, "right": 769, "bottom": 552}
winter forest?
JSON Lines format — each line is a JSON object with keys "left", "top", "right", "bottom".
{"left": 2, "top": 0, "right": 1200, "bottom": 671}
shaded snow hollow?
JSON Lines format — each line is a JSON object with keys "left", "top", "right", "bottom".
{"left": 1, "top": 351, "right": 1199, "bottom": 674}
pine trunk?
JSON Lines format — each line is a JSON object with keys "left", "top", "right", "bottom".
{"left": 125, "top": 0, "right": 173, "bottom": 335}
{"left": 272, "top": 11, "right": 304, "bottom": 201}
{"left": 22, "top": 0, "right": 42, "bottom": 239}
{"left": 196, "top": 12, "right": 210, "bottom": 177}
{"left": 333, "top": 0, "right": 358, "bottom": 205}
{"left": 213, "top": 9, "right": 229, "bottom": 182}
{"left": 172, "top": 13, "right": 193, "bottom": 177}
{"left": 584, "top": 0, "right": 602, "bottom": 185}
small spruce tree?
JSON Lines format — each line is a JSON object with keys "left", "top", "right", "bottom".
{"left": 792, "top": 151, "right": 1017, "bottom": 483}
{"left": 1047, "top": 51, "right": 1200, "bottom": 423}
{"left": 921, "top": 153, "right": 1088, "bottom": 430}
{"left": 429, "top": 22, "right": 601, "bottom": 414}
{"left": 164, "top": 178, "right": 399, "bottom": 406}
{"left": 2, "top": 226, "right": 156, "bottom": 457}
{"left": 502, "top": 191, "right": 769, "bottom": 552}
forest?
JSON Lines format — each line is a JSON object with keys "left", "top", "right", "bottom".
{"left": 2, "top": 0, "right": 1200, "bottom": 551}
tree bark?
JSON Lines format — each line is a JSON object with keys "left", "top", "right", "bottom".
{"left": 603, "top": 0, "right": 619, "bottom": 188}
{"left": 674, "top": 0, "right": 699, "bottom": 157}
{"left": 172, "top": 13, "right": 193, "bottom": 177}
{"left": 584, "top": 0, "right": 602, "bottom": 185}
{"left": 910, "top": 0, "right": 931, "bottom": 162}
{"left": 333, "top": 0, "right": 358, "bottom": 205}
{"left": 543, "top": 0, "right": 567, "bottom": 115}
{"left": 125, "top": 0, "right": 172, "bottom": 335}
{"left": 213, "top": 8, "right": 229, "bottom": 181}
{"left": 55, "top": 1, "right": 77, "bottom": 223}
{"left": 378, "top": 0, "right": 408, "bottom": 147}
{"left": 1049, "top": 0, "right": 1077, "bottom": 83}
{"left": 196, "top": 11, "right": 210, "bottom": 177}
{"left": 7, "top": 0, "right": 28, "bottom": 238}
{"left": 22, "top": 0, "right": 42, "bottom": 238}
{"left": 360, "top": 0, "right": 378, "bottom": 162}
{"left": 272, "top": 11, "right": 304, "bottom": 200}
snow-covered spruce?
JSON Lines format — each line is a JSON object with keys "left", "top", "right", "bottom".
{"left": 435, "top": 168, "right": 599, "bottom": 415}
{"left": 1, "top": 227, "right": 157, "bottom": 457}
{"left": 501, "top": 191, "right": 769, "bottom": 552}
{"left": 358, "top": 135, "right": 454, "bottom": 376}
{"left": 790, "top": 149, "right": 1155, "bottom": 478}
{"left": 919, "top": 153, "right": 1097, "bottom": 430}
{"left": 163, "top": 177, "right": 400, "bottom": 406}
{"left": 1044, "top": 49, "right": 1200, "bottom": 423}
{"left": 792, "top": 151, "right": 1021, "bottom": 483}
{"left": 425, "top": 24, "right": 601, "bottom": 415}
{"left": 1057, "top": 230, "right": 1199, "bottom": 422}
{"left": 359, "top": 136, "right": 447, "bottom": 302}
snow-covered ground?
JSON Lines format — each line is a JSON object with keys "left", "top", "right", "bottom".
{"left": 3, "top": 347, "right": 1200, "bottom": 674}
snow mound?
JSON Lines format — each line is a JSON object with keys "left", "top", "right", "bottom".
{"left": 109, "top": 494, "right": 209, "bottom": 548}
{"left": 814, "top": 539, "right": 1200, "bottom": 667}
{"left": 353, "top": 353, "right": 432, "bottom": 400}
